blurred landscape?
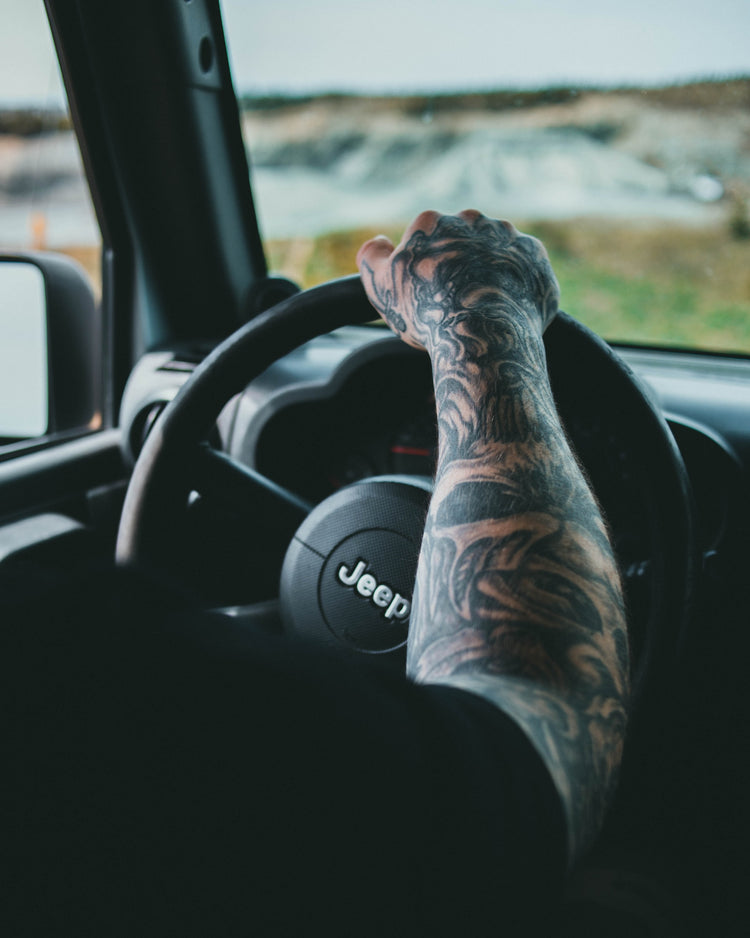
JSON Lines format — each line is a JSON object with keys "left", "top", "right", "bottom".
{"left": 247, "top": 80, "right": 750, "bottom": 352}
{"left": 0, "top": 108, "right": 100, "bottom": 293}
{"left": 2, "top": 78, "right": 749, "bottom": 350}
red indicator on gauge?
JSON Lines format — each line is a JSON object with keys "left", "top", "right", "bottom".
{"left": 389, "top": 438, "right": 435, "bottom": 475}
{"left": 390, "top": 444, "right": 432, "bottom": 458}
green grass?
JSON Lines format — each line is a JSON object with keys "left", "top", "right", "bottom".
{"left": 532, "top": 221, "right": 750, "bottom": 352}
{"left": 268, "top": 220, "right": 750, "bottom": 355}
{"left": 548, "top": 253, "right": 750, "bottom": 351}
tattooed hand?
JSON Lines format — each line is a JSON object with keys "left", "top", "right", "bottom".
{"left": 358, "top": 210, "right": 629, "bottom": 864}
{"left": 357, "top": 209, "right": 560, "bottom": 353}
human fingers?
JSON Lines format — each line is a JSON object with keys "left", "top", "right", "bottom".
{"left": 357, "top": 235, "right": 397, "bottom": 321}
{"left": 398, "top": 209, "right": 443, "bottom": 244}
{"left": 455, "top": 207, "right": 484, "bottom": 225}
{"left": 357, "top": 211, "right": 444, "bottom": 313}
{"left": 357, "top": 225, "right": 424, "bottom": 349}
{"left": 356, "top": 209, "right": 443, "bottom": 275}
{"left": 356, "top": 234, "right": 395, "bottom": 277}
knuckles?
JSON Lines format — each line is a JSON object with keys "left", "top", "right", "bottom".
{"left": 358, "top": 209, "right": 560, "bottom": 342}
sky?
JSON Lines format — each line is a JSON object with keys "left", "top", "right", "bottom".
{"left": 0, "top": 2, "right": 66, "bottom": 106}
{"left": 1, "top": 0, "right": 749, "bottom": 106}
{"left": 221, "top": 0, "right": 750, "bottom": 95}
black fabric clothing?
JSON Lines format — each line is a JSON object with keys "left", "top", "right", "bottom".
{"left": 4, "top": 562, "right": 566, "bottom": 937}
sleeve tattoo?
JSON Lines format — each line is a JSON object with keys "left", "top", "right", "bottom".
{"left": 362, "top": 215, "right": 630, "bottom": 861}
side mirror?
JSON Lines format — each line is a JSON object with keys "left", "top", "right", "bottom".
{"left": 0, "top": 253, "right": 100, "bottom": 444}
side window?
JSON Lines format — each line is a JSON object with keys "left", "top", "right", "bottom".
{"left": 0, "top": 1, "right": 102, "bottom": 446}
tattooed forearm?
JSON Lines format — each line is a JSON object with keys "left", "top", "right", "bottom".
{"left": 358, "top": 211, "right": 629, "bottom": 862}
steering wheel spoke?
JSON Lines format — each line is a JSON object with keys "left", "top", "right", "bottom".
{"left": 175, "top": 445, "right": 313, "bottom": 605}
{"left": 208, "top": 598, "right": 284, "bottom": 635}
{"left": 193, "top": 443, "right": 312, "bottom": 530}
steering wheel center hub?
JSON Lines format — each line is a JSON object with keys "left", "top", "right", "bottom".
{"left": 280, "top": 478, "right": 431, "bottom": 656}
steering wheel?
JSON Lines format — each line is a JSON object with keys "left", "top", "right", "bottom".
{"left": 116, "top": 275, "right": 695, "bottom": 719}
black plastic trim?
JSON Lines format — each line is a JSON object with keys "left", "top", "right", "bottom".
{"left": 0, "top": 429, "right": 124, "bottom": 520}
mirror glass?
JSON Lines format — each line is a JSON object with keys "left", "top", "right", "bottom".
{"left": 0, "top": 262, "right": 48, "bottom": 439}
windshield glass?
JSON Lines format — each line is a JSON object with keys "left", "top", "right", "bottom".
{"left": 222, "top": 0, "right": 750, "bottom": 354}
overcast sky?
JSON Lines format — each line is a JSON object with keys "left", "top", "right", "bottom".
{"left": 221, "top": 0, "right": 750, "bottom": 94}
{"left": 2, "top": 0, "right": 749, "bottom": 106}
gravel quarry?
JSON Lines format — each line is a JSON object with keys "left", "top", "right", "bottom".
{"left": 243, "top": 84, "right": 750, "bottom": 238}
{"left": 1, "top": 81, "right": 748, "bottom": 247}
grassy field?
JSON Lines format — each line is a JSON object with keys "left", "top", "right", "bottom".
{"left": 267, "top": 220, "right": 750, "bottom": 354}
{"left": 51, "top": 218, "right": 750, "bottom": 356}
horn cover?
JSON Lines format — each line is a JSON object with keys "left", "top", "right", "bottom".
{"left": 280, "top": 477, "right": 431, "bottom": 656}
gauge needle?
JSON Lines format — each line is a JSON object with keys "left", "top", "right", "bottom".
{"left": 390, "top": 445, "right": 432, "bottom": 457}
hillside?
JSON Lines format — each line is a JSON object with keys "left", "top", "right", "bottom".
{"left": 1, "top": 80, "right": 749, "bottom": 352}
{"left": 1, "top": 79, "right": 749, "bottom": 247}
{"left": 241, "top": 80, "right": 750, "bottom": 237}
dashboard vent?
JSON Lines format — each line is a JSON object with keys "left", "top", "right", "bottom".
{"left": 157, "top": 351, "right": 204, "bottom": 374}
{"left": 129, "top": 400, "right": 168, "bottom": 459}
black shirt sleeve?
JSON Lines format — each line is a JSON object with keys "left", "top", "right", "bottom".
{"left": 6, "top": 564, "right": 566, "bottom": 937}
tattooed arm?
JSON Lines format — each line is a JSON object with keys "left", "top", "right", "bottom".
{"left": 357, "top": 210, "right": 629, "bottom": 863}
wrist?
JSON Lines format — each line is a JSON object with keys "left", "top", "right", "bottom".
{"left": 428, "top": 312, "right": 548, "bottom": 379}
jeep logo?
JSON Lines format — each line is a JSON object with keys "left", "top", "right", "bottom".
{"left": 336, "top": 559, "right": 411, "bottom": 621}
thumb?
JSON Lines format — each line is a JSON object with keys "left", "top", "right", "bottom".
{"left": 356, "top": 234, "right": 395, "bottom": 276}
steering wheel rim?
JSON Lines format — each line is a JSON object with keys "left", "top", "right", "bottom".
{"left": 116, "top": 277, "right": 375, "bottom": 562}
{"left": 116, "top": 274, "right": 695, "bottom": 718}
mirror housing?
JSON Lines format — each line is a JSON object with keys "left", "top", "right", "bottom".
{"left": 0, "top": 252, "right": 100, "bottom": 444}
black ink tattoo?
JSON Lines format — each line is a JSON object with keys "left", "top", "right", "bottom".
{"left": 362, "top": 213, "right": 629, "bottom": 861}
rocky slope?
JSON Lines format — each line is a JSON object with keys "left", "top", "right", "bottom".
{"left": 242, "top": 82, "right": 750, "bottom": 237}
{"left": 1, "top": 80, "right": 748, "bottom": 246}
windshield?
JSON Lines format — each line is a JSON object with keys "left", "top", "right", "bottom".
{"left": 222, "top": 0, "right": 750, "bottom": 355}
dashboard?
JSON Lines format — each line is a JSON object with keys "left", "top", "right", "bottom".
{"left": 120, "top": 322, "right": 750, "bottom": 698}
{"left": 121, "top": 322, "right": 748, "bottom": 573}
